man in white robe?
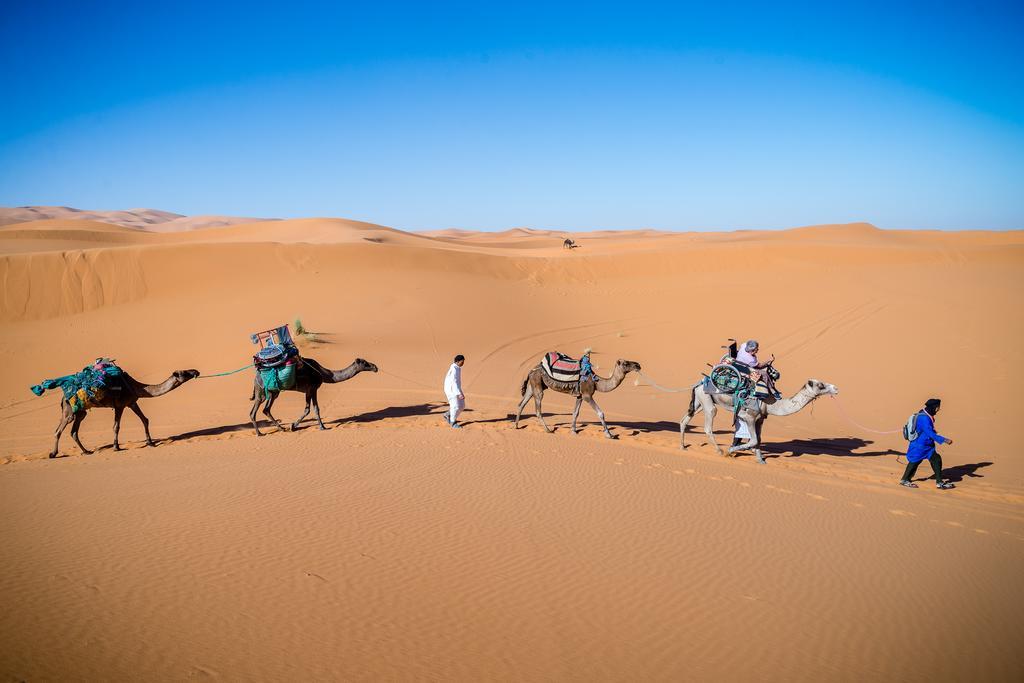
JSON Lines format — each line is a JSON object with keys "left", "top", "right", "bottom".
{"left": 443, "top": 354, "right": 466, "bottom": 428}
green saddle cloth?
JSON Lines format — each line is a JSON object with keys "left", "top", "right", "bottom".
{"left": 259, "top": 363, "right": 297, "bottom": 392}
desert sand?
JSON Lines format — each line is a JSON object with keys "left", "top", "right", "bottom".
{"left": 1, "top": 210, "right": 1022, "bottom": 680}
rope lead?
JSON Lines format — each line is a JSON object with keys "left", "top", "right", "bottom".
{"left": 197, "top": 363, "right": 255, "bottom": 379}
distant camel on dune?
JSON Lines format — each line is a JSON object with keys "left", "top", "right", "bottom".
{"left": 250, "top": 357, "right": 378, "bottom": 436}
{"left": 680, "top": 379, "right": 838, "bottom": 464}
{"left": 562, "top": 238, "right": 578, "bottom": 249}
{"left": 46, "top": 368, "right": 200, "bottom": 457}
{"left": 515, "top": 358, "right": 641, "bottom": 439}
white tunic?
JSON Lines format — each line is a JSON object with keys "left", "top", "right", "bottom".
{"left": 443, "top": 363, "right": 463, "bottom": 398}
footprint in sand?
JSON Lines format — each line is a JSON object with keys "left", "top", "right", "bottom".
{"left": 684, "top": 468, "right": 696, "bottom": 474}
{"left": 672, "top": 470, "right": 684, "bottom": 475}
{"left": 974, "top": 529, "right": 990, "bottom": 535}
{"left": 806, "top": 493, "right": 828, "bottom": 501}
{"left": 945, "top": 521, "right": 965, "bottom": 528}
{"left": 739, "top": 482, "right": 751, "bottom": 488}
{"left": 889, "top": 509, "right": 916, "bottom": 517}
{"left": 189, "top": 665, "right": 219, "bottom": 679}
{"left": 708, "top": 475, "right": 722, "bottom": 481}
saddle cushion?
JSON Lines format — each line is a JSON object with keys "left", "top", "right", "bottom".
{"left": 541, "top": 352, "right": 582, "bottom": 383}
{"left": 255, "top": 343, "right": 298, "bottom": 368}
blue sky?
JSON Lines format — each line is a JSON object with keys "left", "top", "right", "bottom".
{"left": 1, "top": 1, "right": 1022, "bottom": 230}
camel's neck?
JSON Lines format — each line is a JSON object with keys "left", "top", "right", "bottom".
{"left": 595, "top": 366, "right": 628, "bottom": 392}
{"left": 326, "top": 362, "right": 364, "bottom": 383}
{"left": 134, "top": 375, "right": 182, "bottom": 398}
{"left": 766, "top": 387, "right": 819, "bottom": 416}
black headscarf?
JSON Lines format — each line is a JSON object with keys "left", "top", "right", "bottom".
{"left": 924, "top": 398, "right": 941, "bottom": 416}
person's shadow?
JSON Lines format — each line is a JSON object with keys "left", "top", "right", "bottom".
{"left": 933, "top": 461, "right": 993, "bottom": 483}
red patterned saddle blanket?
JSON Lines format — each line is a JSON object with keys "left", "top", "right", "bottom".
{"left": 541, "top": 352, "right": 581, "bottom": 383}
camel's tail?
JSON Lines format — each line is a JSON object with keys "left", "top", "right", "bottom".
{"left": 520, "top": 375, "right": 529, "bottom": 398}
{"left": 686, "top": 382, "right": 698, "bottom": 418}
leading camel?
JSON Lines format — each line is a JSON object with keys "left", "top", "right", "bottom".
{"left": 680, "top": 378, "right": 838, "bottom": 464}
{"left": 49, "top": 368, "right": 200, "bottom": 458}
{"left": 250, "top": 357, "right": 378, "bottom": 435}
{"left": 515, "top": 358, "right": 642, "bottom": 438}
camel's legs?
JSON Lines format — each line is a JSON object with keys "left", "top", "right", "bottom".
{"left": 263, "top": 391, "right": 288, "bottom": 432}
{"left": 250, "top": 388, "right": 265, "bottom": 436}
{"left": 584, "top": 395, "right": 615, "bottom": 439}
{"left": 514, "top": 382, "right": 533, "bottom": 428}
{"left": 112, "top": 405, "right": 125, "bottom": 451}
{"left": 50, "top": 406, "right": 74, "bottom": 458}
{"left": 533, "top": 385, "right": 553, "bottom": 433}
{"left": 753, "top": 419, "right": 765, "bottom": 464}
{"left": 571, "top": 396, "right": 583, "bottom": 434}
{"left": 70, "top": 410, "right": 91, "bottom": 455}
{"left": 292, "top": 391, "right": 313, "bottom": 430}
{"left": 679, "top": 388, "right": 704, "bottom": 449}
{"left": 700, "top": 397, "right": 722, "bottom": 455}
{"left": 312, "top": 391, "right": 326, "bottom": 430}
{"left": 728, "top": 412, "right": 763, "bottom": 462}
{"left": 128, "top": 402, "right": 155, "bottom": 446}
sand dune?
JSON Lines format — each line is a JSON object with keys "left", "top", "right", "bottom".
{"left": 0, "top": 209, "right": 1021, "bottom": 680}
{"left": 0, "top": 205, "right": 273, "bottom": 232}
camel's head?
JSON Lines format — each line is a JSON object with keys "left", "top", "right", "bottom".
{"left": 356, "top": 358, "right": 379, "bottom": 373}
{"left": 174, "top": 369, "right": 200, "bottom": 384}
{"left": 805, "top": 379, "right": 838, "bottom": 397}
{"left": 617, "top": 359, "right": 643, "bottom": 374}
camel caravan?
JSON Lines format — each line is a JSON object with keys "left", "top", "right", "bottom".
{"left": 31, "top": 329, "right": 838, "bottom": 464}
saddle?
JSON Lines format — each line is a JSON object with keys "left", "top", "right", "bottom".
{"left": 30, "top": 358, "right": 124, "bottom": 413}
{"left": 255, "top": 344, "right": 295, "bottom": 368}
{"left": 708, "top": 360, "right": 781, "bottom": 404}
{"left": 251, "top": 324, "right": 299, "bottom": 369}
{"left": 541, "top": 351, "right": 583, "bottom": 383}
{"left": 251, "top": 324, "right": 301, "bottom": 391}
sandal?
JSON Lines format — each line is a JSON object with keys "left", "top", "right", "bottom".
{"left": 899, "top": 480, "right": 918, "bottom": 488}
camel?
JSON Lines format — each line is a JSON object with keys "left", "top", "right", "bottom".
{"left": 562, "top": 238, "right": 577, "bottom": 249}
{"left": 250, "top": 357, "right": 378, "bottom": 435}
{"left": 48, "top": 369, "right": 200, "bottom": 458}
{"left": 680, "top": 378, "right": 839, "bottom": 464}
{"left": 515, "top": 358, "right": 642, "bottom": 438}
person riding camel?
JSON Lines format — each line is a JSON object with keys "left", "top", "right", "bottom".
{"left": 733, "top": 339, "right": 779, "bottom": 398}
{"left": 578, "top": 349, "right": 595, "bottom": 393}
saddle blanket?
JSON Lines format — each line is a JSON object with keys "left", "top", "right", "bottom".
{"left": 259, "top": 358, "right": 299, "bottom": 392}
{"left": 541, "top": 351, "right": 582, "bottom": 383}
{"left": 30, "top": 358, "right": 124, "bottom": 413}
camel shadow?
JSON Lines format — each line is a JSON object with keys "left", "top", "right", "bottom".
{"left": 475, "top": 412, "right": 565, "bottom": 426}
{"left": 329, "top": 402, "right": 448, "bottom": 426}
{"left": 764, "top": 437, "right": 901, "bottom": 458}
{"left": 620, "top": 420, "right": 733, "bottom": 436}
{"left": 937, "top": 461, "right": 993, "bottom": 483}
{"left": 166, "top": 423, "right": 252, "bottom": 441}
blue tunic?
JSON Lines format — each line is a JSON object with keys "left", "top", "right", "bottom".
{"left": 906, "top": 412, "right": 948, "bottom": 463}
